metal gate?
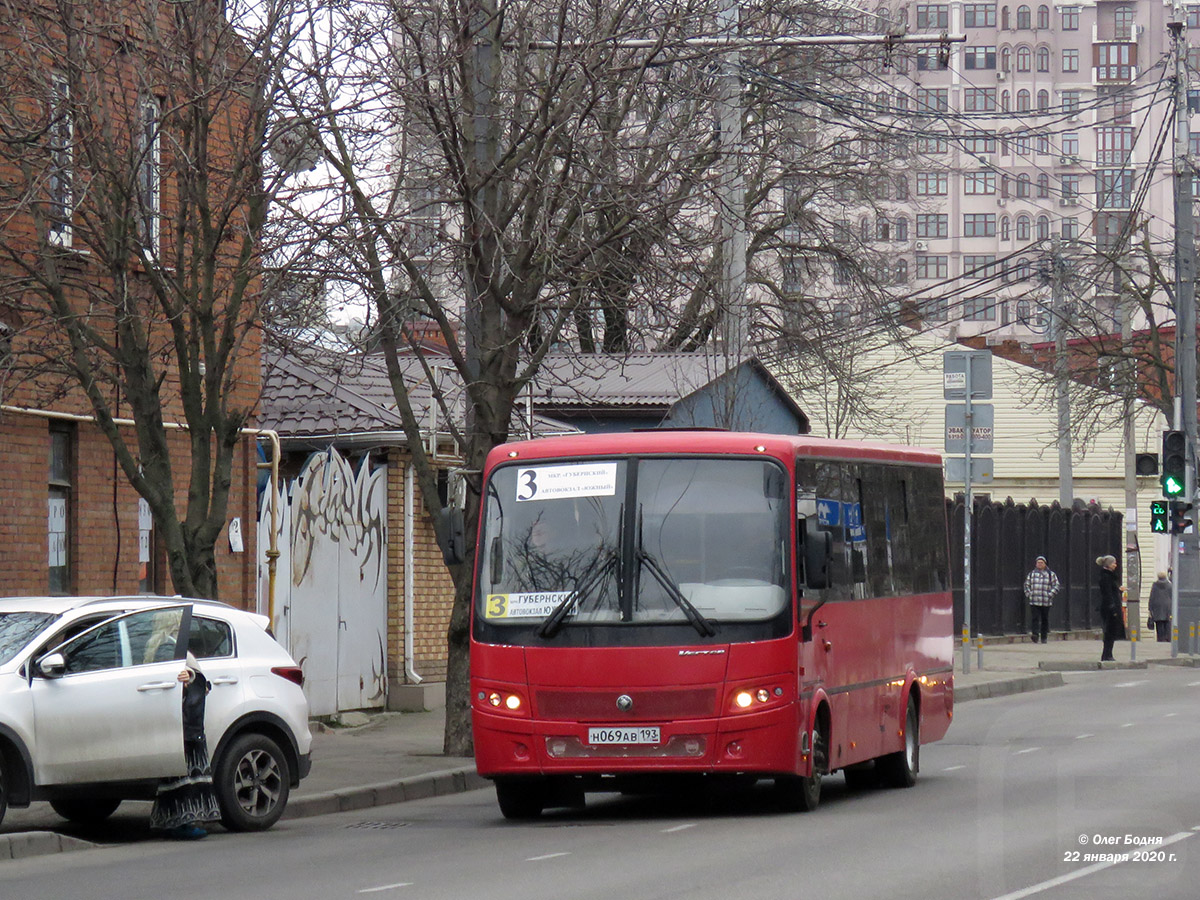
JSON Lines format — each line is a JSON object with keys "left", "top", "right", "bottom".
{"left": 257, "top": 448, "right": 388, "bottom": 716}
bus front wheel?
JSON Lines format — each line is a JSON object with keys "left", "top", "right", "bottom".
{"left": 495, "top": 778, "right": 546, "bottom": 820}
{"left": 775, "top": 719, "right": 826, "bottom": 812}
{"left": 879, "top": 697, "right": 919, "bottom": 788}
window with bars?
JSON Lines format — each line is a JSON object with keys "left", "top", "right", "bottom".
{"left": 49, "top": 426, "right": 73, "bottom": 594}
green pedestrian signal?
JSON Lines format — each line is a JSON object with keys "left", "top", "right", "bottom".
{"left": 1151, "top": 500, "right": 1169, "bottom": 533}
{"left": 1162, "top": 430, "right": 1186, "bottom": 497}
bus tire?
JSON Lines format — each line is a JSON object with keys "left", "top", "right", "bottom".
{"left": 495, "top": 778, "right": 545, "bottom": 820}
{"left": 775, "top": 718, "right": 826, "bottom": 812}
{"left": 879, "top": 697, "right": 919, "bottom": 788}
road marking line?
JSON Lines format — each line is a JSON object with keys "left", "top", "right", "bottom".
{"left": 1165, "top": 712, "right": 1178, "bottom": 717}
{"left": 1114, "top": 680, "right": 1148, "bottom": 688}
{"left": 358, "top": 883, "right": 413, "bottom": 893}
{"left": 1120, "top": 723, "right": 1133, "bottom": 728}
{"left": 1014, "top": 748, "right": 1040, "bottom": 755}
{"left": 988, "top": 831, "right": 1195, "bottom": 900}
{"left": 1187, "top": 681, "right": 1200, "bottom": 687}
{"left": 526, "top": 852, "right": 571, "bottom": 862}
{"left": 943, "top": 765, "right": 966, "bottom": 771}
{"left": 1074, "top": 733, "right": 1093, "bottom": 740}
{"left": 663, "top": 824, "right": 696, "bottom": 833}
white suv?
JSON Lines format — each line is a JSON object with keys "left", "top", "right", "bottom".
{"left": 0, "top": 596, "right": 311, "bottom": 831}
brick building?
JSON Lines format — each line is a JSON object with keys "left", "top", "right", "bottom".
{"left": 0, "top": 0, "right": 265, "bottom": 602}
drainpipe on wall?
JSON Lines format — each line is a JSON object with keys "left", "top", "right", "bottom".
{"left": 405, "top": 462, "right": 422, "bottom": 685}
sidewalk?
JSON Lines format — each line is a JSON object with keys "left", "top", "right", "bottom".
{"left": 3, "top": 634, "right": 1195, "bottom": 859}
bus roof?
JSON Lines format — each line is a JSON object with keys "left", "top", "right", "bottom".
{"left": 486, "top": 430, "right": 943, "bottom": 469}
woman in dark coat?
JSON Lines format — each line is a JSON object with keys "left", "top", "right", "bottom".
{"left": 1147, "top": 572, "right": 1172, "bottom": 642}
{"left": 150, "top": 652, "right": 222, "bottom": 839}
{"left": 1097, "top": 555, "right": 1124, "bottom": 661}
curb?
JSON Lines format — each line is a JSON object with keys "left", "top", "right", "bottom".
{"left": 285, "top": 766, "right": 490, "bottom": 820}
{"left": 955, "top": 672, "right": 1065, "bottom": 702}
{"left": 0, "top": 831, "right": 95, "bottom": 861}
{"left": 1038, "top": 660, "right": 1149, "bottom": 671}
{"left": 1149, "top": 656, "right": 1200, "bottom": 668}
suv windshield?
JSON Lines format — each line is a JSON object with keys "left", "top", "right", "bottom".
{"left": 476, "top": 457, "right": 789, "bottom": 638}
{"left": 0, "top": 612, "right": 59, "bottom": 665}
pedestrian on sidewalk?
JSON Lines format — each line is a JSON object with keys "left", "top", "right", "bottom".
{"left": 1023, "top": 556, "right": 1061, "bottom": 644}
{"left": 1147, "top": 571, "right": 1172, "bottom": 642}
{"left": 1096, "top": 555, "right": 1125, "bottom": 662}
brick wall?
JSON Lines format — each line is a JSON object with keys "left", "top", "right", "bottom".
{"left": 0, "top": 410, "right": 258, "bottom": 605}
{"left": 388, "top": 458, "right": 457, "bottom": 685}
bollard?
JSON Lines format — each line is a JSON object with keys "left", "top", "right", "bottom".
{"left": 976, "top": 633, "right": 984, "bottom": 670}
{"left": 962, "top": 625, "right": 970, "bottom": 674}
{"left": 1130, "top": 621, "right": 1137, "bottom": 663}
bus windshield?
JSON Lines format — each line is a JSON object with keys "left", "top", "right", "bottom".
{"left": 476, "top": 457, "right": 789, "bottom": 633}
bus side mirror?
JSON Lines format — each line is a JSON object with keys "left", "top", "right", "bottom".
{"left": 801, "top": 520, "right": 832, "bottom": 590}
{"left": 435, "top": 507, "right": 466, "bottom": 566}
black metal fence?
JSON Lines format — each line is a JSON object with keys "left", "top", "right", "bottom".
{"left": 948, "top": 497, "right": 1123, "bottom": 637}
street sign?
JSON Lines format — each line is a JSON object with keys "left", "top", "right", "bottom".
{"left": 943, "top": 350, "right": 993, "bottom": 400}
{"left": 945, "top": 456, "right": 994, "bottom": 484}
{"left": 945, "top": 403, "right": 995, "bottom": 454}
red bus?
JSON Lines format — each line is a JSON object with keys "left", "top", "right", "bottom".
{"left": 469, "top": 430, "right": 953, "bottom": 818}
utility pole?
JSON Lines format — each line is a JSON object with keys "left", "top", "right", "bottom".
{"left": 1169, "top": 13, "right": 1196, "bottom": 657}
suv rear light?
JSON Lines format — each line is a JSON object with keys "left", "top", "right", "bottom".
{"left": 272, "top": 666, "right": 304, "bottom": 687}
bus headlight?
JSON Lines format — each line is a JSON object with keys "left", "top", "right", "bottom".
{"left": 735, "top": 691, "right": 754, "bottom": 708}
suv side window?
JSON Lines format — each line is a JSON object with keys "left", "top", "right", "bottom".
{"left": 60, "top": 608, "right": 185, "bottom": 674}
{"left": 188, "top": 616, "right": 233, "bottom": 659}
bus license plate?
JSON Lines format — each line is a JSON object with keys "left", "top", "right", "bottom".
{"left": 588, "top": 726, "right": 660, "bottom": 745}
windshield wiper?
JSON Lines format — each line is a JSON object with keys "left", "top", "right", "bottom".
{"left": 537, "top": 551, "right": 619, "bottom": 639}
{"left": 638, "top": 548, "right": 717, "bottom": 637}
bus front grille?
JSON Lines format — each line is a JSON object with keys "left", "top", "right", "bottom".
{"left": 535, "top": 688, "right": 717, "bottom": 721}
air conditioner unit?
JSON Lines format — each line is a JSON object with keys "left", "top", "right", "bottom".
{"left": 1058, "top": 156, "right": 1072, "bottom": 165}
{"left": 997, "top": 71, "right": 1007, "bottom": 81}
{"left": 1059, "top": 198, "right": 1077, "bottom": 207}
{"left": 914, "top": 240, "right": 929, "bottom": 251}
{"left": 1067, "top": 114, "right": 1079, "bottom": 122}
{"left": 977, "top": 155, "right": 994, "bottom": 166}
{"left": 997, "top": 198, "right": 1007, "bottom": 207}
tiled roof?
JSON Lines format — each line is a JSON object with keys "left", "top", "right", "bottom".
{"left": 259, "top": 351, "right": 576, "bottom": 442}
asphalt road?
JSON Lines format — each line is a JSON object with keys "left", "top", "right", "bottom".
{"left": 2, "top": 668, "right": 1197, "bottom": 900}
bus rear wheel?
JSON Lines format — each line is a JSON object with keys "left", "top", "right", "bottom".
{"left": 879, "top": 697, "right": 919, "bottom": 788}
{"left": 495, "top": 778, "right": 546, "bottom": 820}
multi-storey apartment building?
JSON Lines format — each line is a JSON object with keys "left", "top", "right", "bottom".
{"left": 873, "top": 0, "right": 1183, "bottom": 342}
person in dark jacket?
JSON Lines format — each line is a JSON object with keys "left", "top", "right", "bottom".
{"left": 1096, "top": 555, "right": 1124, "bottom": 661}
{"left": 150, "top": 652, "right": 221, "bottom": 839}
{"left": 1147, "top": 571, "right": 1172, "bottom": 642}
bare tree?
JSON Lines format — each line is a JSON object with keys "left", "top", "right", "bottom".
{"left": 0, "top": 0, "right": 306, "bottom": 597}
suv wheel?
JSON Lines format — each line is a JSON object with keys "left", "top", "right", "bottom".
{"left": 216, "top": 733, "right": 291, "bottom": 831}
{"left": 50, "top": 798, "right": 122, "bottom": 824}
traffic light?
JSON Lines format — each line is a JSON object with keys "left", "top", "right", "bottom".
{"left": 1170, "top": 500, "right": 1194, "bottom": 534}
{"left": 1161, "top": 430, "right": 1186, "bottom": 497}
{"left": 1150, "top": 500, "right": 1169, "bottom": 534}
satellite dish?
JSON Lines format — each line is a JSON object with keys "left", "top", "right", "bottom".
{"left": 267, "top": 118, "right": 322, "bottom": 173}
